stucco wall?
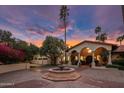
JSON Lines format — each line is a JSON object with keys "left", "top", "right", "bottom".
{"left": 0, "top": 63, "right": 30, "bottom": 74}
{"left": 68, "top": 42, "right": 112, "bottom": 54}
{"left": 31, "top": 59, "right": 50, "bottom": 65}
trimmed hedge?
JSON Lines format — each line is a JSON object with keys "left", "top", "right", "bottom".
{"left": 112, "top": 59, "right": 124, "bottom": 66}
{"left": 118, "top": 67, "right": 124, "bottom": 70}
{"left": 106, "top": 64, "right": 124, "bottom": 70}
{"left": 106, "top": 64, "right": 119, "bottom": 68}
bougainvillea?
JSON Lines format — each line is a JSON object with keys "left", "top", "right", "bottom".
{"left": 0, "top": 44, "right": 25, "bottom": 63}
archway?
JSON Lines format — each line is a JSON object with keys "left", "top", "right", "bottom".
{"left": 80, "top": 47, "right": 93, "bottom": 65}
{"left": 70, "top": 50, "right": 78, "bottom": 65}
{"left": 94, "top": 47, "right": 109, "bottom": 66}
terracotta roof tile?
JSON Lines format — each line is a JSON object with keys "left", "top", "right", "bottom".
{"left": 68, "top": 40, "right": 117, "bottom": 51}
{"left": 113, "top": 45, "right": 124, "bottom": 52}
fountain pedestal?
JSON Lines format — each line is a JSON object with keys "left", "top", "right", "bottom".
{"left": 42, "top": 67, "right": 80, "bottom": 81}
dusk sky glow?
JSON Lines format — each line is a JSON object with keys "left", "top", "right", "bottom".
{"left": 0, "top": 5, "right": 124, "bottom": 47}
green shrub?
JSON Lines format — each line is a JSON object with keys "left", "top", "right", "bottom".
{"left": 118, "top": 67, "right": 124, "bottom": 70}
{"left": 112, "top": 59, "right": 124, "bottom": 66}
{"left": 106, "top": 64, "right": 119, "bottom": 68}
{"left": 106, "top": 64, "right": 124, "bottom": 71}
{"left": 0, "top": 55, "right": 20, "bottom": 64}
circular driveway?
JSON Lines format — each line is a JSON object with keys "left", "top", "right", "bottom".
{"left": 0, "top": 66, "right": 124, "bottom": 88}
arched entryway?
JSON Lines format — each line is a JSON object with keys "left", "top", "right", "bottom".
{"left": 94, "top": 47, "right": 109, "bottom": 66}
{"left": 67, "top": 40, "right": 113, "bottom": 67}
{"left": 70, "top": 50, "right": 78, "bottom": 65}
{"left": 80, "top": 47, "right": 93, "bottom": 65}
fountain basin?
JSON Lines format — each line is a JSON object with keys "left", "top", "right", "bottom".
{"left": 42, "top": 67, "right": 80, "bottom": 81}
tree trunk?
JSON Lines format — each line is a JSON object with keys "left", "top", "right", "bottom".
{"left": 51, "top": 56, "right": 57, "bottom": 66}
{"left": 64, "top": 20, "right": 67, "bottom": 64}
{"left": 120, "top": 41, "right": 122, "bottom": 45}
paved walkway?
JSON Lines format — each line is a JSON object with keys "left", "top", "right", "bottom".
{"left": 0, "top": 66, "right": 124, "bottom": 88}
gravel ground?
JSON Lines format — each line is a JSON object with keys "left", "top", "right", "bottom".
{"left": 0, "top": 66, "right": 124, "bottom": 88}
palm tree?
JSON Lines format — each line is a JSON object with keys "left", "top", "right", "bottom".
{"left": 100, "top": 32, "right": 107, "bottom": 42}
{"left": 59, "top": 5, "right": 69, "bottom": 63}
{"left": 117, "top": 35, "right": 124, "bottom": 45}
{"left": 95, "top": 26, "right": 107, "bottom": 42}
{"left": 95, "top": 26, "right": 101, "bottom": 35}
{"left": 95, "top": 26, "right": 101, "bottom": 41}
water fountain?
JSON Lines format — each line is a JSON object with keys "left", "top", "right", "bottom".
{"left": 42, "top": 65, "right": 80, "bottom": 81}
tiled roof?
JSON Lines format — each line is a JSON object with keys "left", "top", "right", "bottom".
{"left": 113, "top": 45, "right": 124, "bottom": 52}
{"left": 68, "top": 40, "right": 117, "bottom": 51}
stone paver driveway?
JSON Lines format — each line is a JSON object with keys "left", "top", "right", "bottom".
{"left": 0, "top": 66, "right": 124, "bottom": 88}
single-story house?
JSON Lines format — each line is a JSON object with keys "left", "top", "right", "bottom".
{"left": 112, "top": 45, "right": 124, "bottom": 60}
{"left": 67, "top": 40, "right": 119, "bottom": 67}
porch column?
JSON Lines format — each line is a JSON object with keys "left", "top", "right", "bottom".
{"left": 67, "top": 53, "right": 71, "bottom": 65}
{"left": 68, "top": 55, "right": 71, "bottom": 65}
{"left": 108, "top": 50, "right": 112, "bottom": 65}
{"left": 91, "top": 51, "right": 95, "bottom": 67}
{"left": 77, "top": 53, "right": 81, "bottom": 67}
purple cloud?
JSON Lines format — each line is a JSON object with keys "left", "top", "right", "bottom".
{"left": 0, "top": 5, "right": 123, "bottom": 47}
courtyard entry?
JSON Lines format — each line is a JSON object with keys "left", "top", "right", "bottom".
{"left": 70, "top": 50, "right": 78, "bottom": 65}
{"left": 80, "top": 47, "right": 92, "bottom": 65}
{"left": 94, "top": 47, "right": 109, "bottom": 66}
{"left": 67, "top": 40, "right": 113, "bottom": 67}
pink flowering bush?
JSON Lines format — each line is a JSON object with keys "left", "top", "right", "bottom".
{"left": 0, "top": 44, "right": 25, "bottom": 64}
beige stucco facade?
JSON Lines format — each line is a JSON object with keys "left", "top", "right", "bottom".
{"left": 67, "top": 41, "right": 113, "bottom": 67}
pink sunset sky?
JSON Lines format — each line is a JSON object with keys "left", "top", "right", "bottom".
{"left": 0, "top": 5, "right": 123, "bottom": 47}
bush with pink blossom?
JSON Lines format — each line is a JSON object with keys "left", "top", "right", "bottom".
{"left": 0, "top": 44, "right": 25, "bottom": 64}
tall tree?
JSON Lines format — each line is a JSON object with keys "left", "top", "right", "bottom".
{"left": 13, "top": 40, "right": 39, "bottom": 61}
{"left": 117, "top": 35, "right": 124, "bottom": 45}
{"left": 40, "top": 36, "right": 65, "bottom": 65}
{"left": 0, "top": 29, "right": 40, "bottom": 62}
{"left": 0, "top": 30, "right": 13, "bottom": 45}
{"left": 95, "top": 26, "right": 101, "bottom": 35}
{"left": 59, "top": 5, "right": 69, "bottom": 63}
